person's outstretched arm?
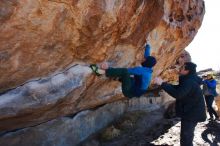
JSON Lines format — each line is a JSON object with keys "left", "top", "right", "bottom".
{"left": 161, "top": 80, "right": 193, "bottom": 100}
{"left": 144, "top": 44, "right": 151, "bottom": 58}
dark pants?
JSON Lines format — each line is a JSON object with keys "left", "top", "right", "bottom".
{"left": 205, "top": 95, "right": 219, "bottom": 119}
{"left": 106, "top": 68, "right": 134, "bottom": 98}
{"left": 180, "top": 119, "right": 198, "bottom": 146}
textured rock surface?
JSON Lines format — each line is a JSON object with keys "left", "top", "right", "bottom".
{"left": 0, "top": 0, "right": 205, "bottom": 132}
{"left": 147, "top": 0, "right": 203, "bottom": 78}
{"left": 0, "top": 64, "right": 96, "bottom": 131}
{"left": 0, "top": 96, "right": 161, "bottom": 146}
{"left": 0, "top": 0, "right": 164, "bottom": 92}
{"left": 159, "top": 50, "right": 192, "bottom": 82}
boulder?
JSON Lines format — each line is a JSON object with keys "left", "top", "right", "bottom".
{"left": 0, "top": 0, "right": 205, "bottom": 132}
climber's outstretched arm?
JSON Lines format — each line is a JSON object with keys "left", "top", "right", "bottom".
{"left": 144, "top": 44, "right": 151, "bottom": 58}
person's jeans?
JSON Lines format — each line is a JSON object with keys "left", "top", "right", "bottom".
{"left": 180, "top": 119, "right": 198, "bottom": 146}
{"left": 106, "top": 68, "right": 134, "bottom": 98}
{"left": 205, "top": 95, "right": 219, "bottom": 119}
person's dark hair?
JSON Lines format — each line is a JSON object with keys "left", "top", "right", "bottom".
{"left": 141, "top": 56, "right": 157, "bottom": 68}
{"left": 184, "top": 62, "right": 197, "bottom": 74}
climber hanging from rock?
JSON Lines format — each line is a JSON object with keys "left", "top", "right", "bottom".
{"left": 90, "top": 43, "right": 157, "bottom": 98}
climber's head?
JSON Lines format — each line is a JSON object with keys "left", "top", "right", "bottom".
{"left": 141, "top": 56, "right": 157, "bottom": 68}
{"left": 179, "top": 62, "right": 197, "bottom": 75}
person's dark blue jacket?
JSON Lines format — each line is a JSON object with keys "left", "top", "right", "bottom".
{"left": 127, "top": 44, "right": 153, "bottom": 97}
{"left": 203, "top": 79, "right": 218, "bottom": 97}
{"left": 161, "top": 73, "right": 206, "bottom": 122}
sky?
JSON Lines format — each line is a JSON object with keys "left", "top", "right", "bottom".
{"left": 186, "top": 0, "right": 220, "bottom": 71}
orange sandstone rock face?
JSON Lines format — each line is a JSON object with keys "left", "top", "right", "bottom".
{"left": 0, "top": 0, "right": 205, "bottom": 131}
{"left": 0, "top": 0, "right": 164, "bottom": 91}
{"left": 160, "top": 50, "right": 192, "bottom": 83}
{"left": 147, "top": 0, "right": 204, "bottom": 78}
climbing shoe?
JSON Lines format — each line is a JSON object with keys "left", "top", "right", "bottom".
{"left": 90, "top": 64, "right": 102, "bottom": 76}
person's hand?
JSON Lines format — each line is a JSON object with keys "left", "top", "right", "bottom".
{"left": 154, "top": 77, "right": 164, "bottom": 85}
{"left": 144, "top": 42, "right": 150, "bottom": 50}
{"left": 100, "top": 62, "right": 109, "bottom": 70}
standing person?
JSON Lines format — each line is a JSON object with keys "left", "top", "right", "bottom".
{"left": 90, "top": 44, "right": 157, "bottom": 98}
{"left": 203, "top": 74, "right": 219, "bottom": 121}
{"left": 154, "top": 62, "right": 206, "bottom": 146}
